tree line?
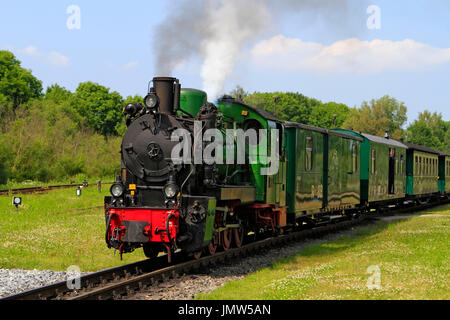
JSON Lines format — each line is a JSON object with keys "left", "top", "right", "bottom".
{"left": 230, "top": 86, "right": 450, "bottom": 152}
{"left": 0, "top": 50, "right": 448, "bottom": 185}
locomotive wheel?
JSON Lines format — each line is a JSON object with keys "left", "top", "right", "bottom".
{"left": 221, "top": 229, "right": 232, "bottom": 251}
{"left": 143, "top": 244, "right": 159, "bottom": 259}
{"left": 233, "top": 226, "right": 245, "bottom": 248}
{"left": 207, "top": 233, "right": 219, "bottom": 256}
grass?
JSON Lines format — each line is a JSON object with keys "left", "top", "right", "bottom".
{"left": 197, "top": 204, "right": 450, "bottom": 300}
{"left": 0, "top": 187, "right": 143, "bottom": 272}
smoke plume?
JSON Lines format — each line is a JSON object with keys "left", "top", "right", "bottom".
{"left": 153, "top": 0, "right": 360, "bottom": 100}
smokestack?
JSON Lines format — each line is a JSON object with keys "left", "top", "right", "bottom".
{"left": 152, "top": 77, "right": 180, "bottom": 115}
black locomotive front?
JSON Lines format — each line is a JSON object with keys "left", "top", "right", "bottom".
{"left": 105, "top": 77, "right": 207, "bottom": 259}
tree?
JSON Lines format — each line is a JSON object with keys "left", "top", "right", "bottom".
{"left": 45, "top": 84, "right": 73, "bottom": 104}
{"left": 406, "top": 110, "right": 449, "bottom": 150}
{"left": 123, "top": 95, "right": 144, "bottom": 105}
{"left": 0, "top": 51, "right": 42, "bottom": 111}
{"left": 309, "top": 102, "right": 350, "bottom": 129}
{"left": 406, "top": 120, "right": 442, "bottom": 150}
{"left": 229, "top": 85, "right": 248, "bottom": 100}
{"left": 243, "top": 92, "right": 317, "bottom": 124}
{"left": 0, "top": 137, "right": 12, "bottom": 185}
{"left": 72, "top": 82, "right": 123, "bottom": 136}
{"left": 445, "top": 129, "right": 450, "bottom": 152}
{"left": 343, "top": 95, "right": 407, "bottom": 139}
{"left": 115, "top": 95, "right": 144, "bottom": 135}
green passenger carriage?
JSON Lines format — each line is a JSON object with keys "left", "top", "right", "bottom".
{"left": 438, "top": 152, "right": 450, "bottom": 194}
{"left": 285, "top": 123, "right": 362, "bottom": 221}
{"left": 332, "top": 130, "right": 407, "bottom": 206}
{"left": 404, "top": 143, "right": 440, "bottom": 197}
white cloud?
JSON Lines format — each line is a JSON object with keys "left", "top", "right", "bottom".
{"left": 20, "top": 45, "right": 38, "bottom": 56}
{"left": 251, "top": 35, "right": 450, "bottom": 74}
{"left": 48, "top": 51, "right": 70, "bottom": 67}
{"left": 123, "top": 61, "right": 139, "bottom": 70}
{"left": 13, "top": 45, "right": 70, "bottom": 67}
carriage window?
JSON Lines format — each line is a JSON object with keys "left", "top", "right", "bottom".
{"left": 305, "top": 136, "right": 313, "bottom": 171}
{"left": 419, "top": 157, "right": 422, "bottom": 176}
{"left": 400, "top": 154, "right": 404, "bottom": 175}
{"left": 395, "top": 157, "right": 399, "bottom": 175}
{"left": 422, "top": 157, "right": 425, "bottom": 176}
{"left": 424, "top": 158, "right": 426, "bottom": 176}
{"left": 414, "top": 156, "right": 419, "bottom": 176}
{"left": 425, "top": 157, "right": 427, "bottom": 176}
{"left": 371, "top": 149, "right": 376, "bottom": 174}
{"left": 426, "top": 158, "right": 429, "bottom": 176}
{"left": 415, "top": 156, "right": 418, "bottom": 175}
{"left": 417, "top": 157, "right": 420, "bottom": 175}
{"left": 351, "top": 142, "right": 358, "bottom": 173}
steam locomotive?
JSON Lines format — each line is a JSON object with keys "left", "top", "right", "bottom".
{"left": 104, "top": 77, "right": 450, "bottom": 261}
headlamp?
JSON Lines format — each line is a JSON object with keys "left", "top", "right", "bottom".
{"left": 164, "top": 184, "right": 178, "bottom": 199}
{"left": 144, "top": 93, "right": 158, "bottom": 109}
{"left": 110, "top": 183, "right": 124, "bottom": 198}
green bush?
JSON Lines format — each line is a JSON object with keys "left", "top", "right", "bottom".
{"left": 0, "top": 98, "right": 122, "bottom": 183}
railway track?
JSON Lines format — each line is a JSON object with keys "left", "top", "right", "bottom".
{"left": 3, "top": 198, "right": 448, "bottom": 301}
{"left": 0, "top": 182, "right": 114, "bottom": 196}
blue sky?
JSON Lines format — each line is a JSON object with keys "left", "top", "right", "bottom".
{"left": 1, "top": 0, "right": 449, "bottom": 124}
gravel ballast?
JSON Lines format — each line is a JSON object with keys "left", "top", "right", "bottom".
{"left": 0, "top": 269, "right": 84, "bottom": 298}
